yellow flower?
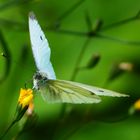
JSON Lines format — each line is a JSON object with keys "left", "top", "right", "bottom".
{"left": 18, "top": 88, "right": 33, "bottom": 109}
{"left": 0, "top": 89, "right": 34, "bottom": 139}
{"left": 134, "top": 99, "right": 140, "bottom": 110}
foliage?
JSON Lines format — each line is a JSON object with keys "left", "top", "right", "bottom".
{"left": 0, "top": 0, "right": 140, "bottom": 139}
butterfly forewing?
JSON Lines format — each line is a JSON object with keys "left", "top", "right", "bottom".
{"left": 58, "top": 80, "right": 129, "bottom": 97}
{"left": 40, "top": 80, "right": 101, "bottom": 104}
{"left": 29, "top": 12, "right": 56, "bottom": 79}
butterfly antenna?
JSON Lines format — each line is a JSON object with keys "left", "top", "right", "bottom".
{"left": 24, "top": 83, "right": 27, "bottom": 89}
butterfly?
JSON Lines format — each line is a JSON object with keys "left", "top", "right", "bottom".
{"left": 28, "top": 12, "right": 129, "bottom": 104}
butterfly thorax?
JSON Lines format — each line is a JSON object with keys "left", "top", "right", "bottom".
{"left": 33, "top": 71, "right": 48, "bottom": 90}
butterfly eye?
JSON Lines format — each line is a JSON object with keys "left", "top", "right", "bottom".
{"left": 43, "top": 77, "right": 48, "bottom": 82}
{"left": 37, "top": 74, "right": 42, "bottom": 80}
{"left": 34, "top": 73, "right": 42, "bottom": 80}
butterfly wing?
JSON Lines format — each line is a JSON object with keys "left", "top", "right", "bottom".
{"left": 39, "top": 79, "right": 129, "bottom": 104}
{"left": 40, "top": 80, "right": 101, "bottom": 104}
{"left": 58, "top": 80, "right": 129, "bottom": 97}
{"left": 29, "top": 12, "right": 56, "bottom": 79}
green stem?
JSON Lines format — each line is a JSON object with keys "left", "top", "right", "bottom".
{"left": 101, "top": 10, "right": 140, "bottom": 31}
{"left": 59, "top": 38, "right": 90, "bottom": 119}
{"left": 96, "top": 33, "right": 140, "bottom": 46}
{"left": 0, "top": 30, "right": 11, "bottom": 83}
{"left": 51, "top": 38, "right": 91, "bottom": 140}
{"left": 12, "top": 131, "right": 23, "bottom": 140}
{"left": 0, "top": 120, "right": 17, "bottom": 140}
{"left": 56, "top": 0, "right": 85, "bottom": 23}
{"left": 71, "top": 38, "right": 90, "bottom": 81}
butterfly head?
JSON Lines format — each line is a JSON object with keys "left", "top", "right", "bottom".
{"left": 33, "top": 71, "right": 48, "bottom": 90}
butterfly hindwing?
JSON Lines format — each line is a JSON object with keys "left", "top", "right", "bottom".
{"left": 39, "top": 79, "right": 129, "bottom": 103}
{"left": 29, "top": 12, "right": 56, "bottom": 79}
{"left": 40, "top": 79, "right": 101, "bottom": 104}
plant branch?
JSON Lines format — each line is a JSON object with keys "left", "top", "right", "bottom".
{"left": 0, "top": 120, "right": 16, "bottom": 140}
{"left": 96, "top": 33, "right": 140, "bottom": 45}
{"left": 0, "top": 0, "right": 32, "bottom": 11}
{"left": 71, "top": 38, "right": 91, "bottom": 81}
{"left": 56, "top": 0, "right": 85, "bottom": 23}
{"left": 101, "top": 10, "right": 140, "bottom": 31}
{"left": 0, "top": 30, "right": 11, "bottom": 83}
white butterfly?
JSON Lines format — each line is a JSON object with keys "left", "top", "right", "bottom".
{"left": 28, "top": 12, "right": 129, "bottom": 104}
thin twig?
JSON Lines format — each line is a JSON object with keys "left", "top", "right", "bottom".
{"left": 71, "top": 38, "right": 91, "bottom": 81}
{"left": 49, "top": 28, "right": 140, "bottom": 46}
{"left": 0, "top": 30, "right": 11, "bottom": 83}
{"left": 101, "top": 10, "right": 140, "bottom": 31}
{"left": 0, "top": 120, "right": 16, "bottom": 140}
{"left": 51, "top": 38, "right": 91, "bottom": 140}
{"left": 48, "top": 28, "right": 87, "bottom": 36}
{"left": 0, "top": 18, "right": 25, "bottom": 28}
{"left": 56, "top": 0, "right": 85, "bottom": 22}
{"left": 96, "top": 33, "right": 140, "bottom": 45}
{"left": 0, "top": 0, "right": 31, "bottom": 11}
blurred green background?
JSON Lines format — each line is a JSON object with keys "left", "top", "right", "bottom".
{"left": 0, "top": 0, "right": 140, "bottom": 139}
